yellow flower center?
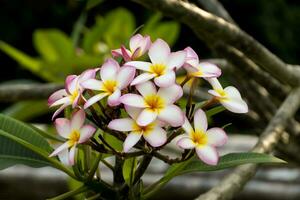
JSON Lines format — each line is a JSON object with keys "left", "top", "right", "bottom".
{"left": 102, "top": 80, "right": 118, "bottom": 95}
{"left": 70, "top": 90, "right": 79, "bottom": 103}
{"left": 144, "top": 95, "right": 165, "bottom": 112}
{"left": 191, "top": 131, "right": 208, "bottom": 147}
{"left": 132, "top": 122, "right": 155, "bottom": 135}
{"left": 68, "top": 130, "right": 80, "bottom": 147}
{"left": 149, "top": 64, "right": 166, "bottom": 77}
{"left": 216, "top": 89, "right": 228, "bottom": 100}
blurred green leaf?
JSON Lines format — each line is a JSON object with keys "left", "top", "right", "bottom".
{"left": 123, "top": 157, "right": 137, "bottom": 186}
{"left": 0, "top": 114, "right": 53, "bottom": 170}
{"left": 86, "top": 0, "right": 104, "bottom": 10}
{"left": 143, "top": 153, "right": 285, "bottom": 199}
{"left": 33, "top": 29, "right": 75, "bottom": 62}
{"left": 2, "top": 100, "right": 49, "bottom": 121}
{"left": 206, "top": 106, "right": 226, "bottom": 118}
{"left": 142, "top": 13, "right": 180, "bottom": 46}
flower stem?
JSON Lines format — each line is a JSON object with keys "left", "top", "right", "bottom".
{"left": 47, "top": 185, "right": 88, "bottom": 200}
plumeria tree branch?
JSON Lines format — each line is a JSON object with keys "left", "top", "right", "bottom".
{"left": 195, "top": 87, "right": 300, "bottom": 200}
{"left": 130, "top": 0, "right": 300, "bottom": 86}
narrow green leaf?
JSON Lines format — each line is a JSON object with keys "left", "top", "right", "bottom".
{"left": 123, "top": 157, "right": 137, "bottom": 186}
{"left": 86, "top": 0, "right": 103, "bottom": 10}
{"left": 206, "top": 105, "right": 226, "bottom": 118}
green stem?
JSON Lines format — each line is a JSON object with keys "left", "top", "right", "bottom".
{"left": 47, "top": 185, "right": 88, "bottom": 200}
{"left": 87, "top": 153, "right": 102, "bottom": 180}
{"left": 133, "top": 155, "right": 152, "bottom": 185}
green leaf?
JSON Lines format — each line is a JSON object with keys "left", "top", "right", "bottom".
{"left": 103, "top": 8, "right": 135, "bottom": 49}
{"left": 206, "top": 106, "right": 226, "bottom": 118}
{"left": 86, "top": 0, "right": 103, "bottom": 10}
{"left": 2, "top": 100, "right": 49, "bottom": 121}
{"left": 33, "top": 29, "right": 75, "bottom": 62}
{"left": 0, "top": 41, "right": 41, "bottom": 71}
{"left": 142, "top": 13, "right": 180, "bottom": 46}
{"left": 0, "top": 114, "right": 53, "bottom": 169}
{"left": 143, "top": 153, "right": 285, "bottom": 199}
{"left": 123, "top": 157, "right": 137, "bottom": 186}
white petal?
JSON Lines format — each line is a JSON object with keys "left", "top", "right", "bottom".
{"left": 71, "top": 110, "right": 85, "bottom": 130}
{"left": 79, "top": 125, "right": 96, "bottom": 143}
{"left": 143, "top": 126, "right": 167, "bottom": 147}
{"left": 124, "top": 105, "right": 142, "bottom": 120}
{"left": 107, "top": 89, "right": 121, "bottom": 106}
{"left": 108, "top": 118, "right": 135, "bottom": 132}
{"left": 138, "top": 35, "right": 151, "bottom": 55}
{"left": 55, "top": 118, "right": 71, "bottom": 138}
{"left": 52, "top": 104, "right": 68, "bottom": 120}
{"left": 199, "top": 62, "right": 222, "bottom": 78}
{"left": 196, "top": 146, "right": 219, "bottom": 166}
{"left": 154, "top": 70, "right": 175, "bottom": 87}
{"left": 158, "top": 105, "right": 184, "bottom": 127}
{"left": 68, "top": 145, "right": 77, "bottom": 166}
{"left": 137, "top": 108, "right": 158, "bottom": 126}
{"left": 129, "top": 34, "right": 143, "bottom": 52}
{"left": 50, "top": 96, "right": 71, "bottom": 107}
{"left": 131, "top": 73, "right": 156, "bottom": 86}
{"left": 48, "top": 89, "right": 67, "bottom": 106}
{"left": 184, "top": 46, "right": 199, "bottom": 66}
{"left": 206, "top": 128, "right": 228, "bottom": 147}
{"left": 126, "top": 61, "right": 151, "bottom": 72}
{"left": 117, "top": 66, "right": 136, "bottom": 89}
{"left": 182, "top": 117, "right": 194, "bottom": 136}
{"left": 177, "top": 137, "right": 195, "bottom": 149}
{"left": 49, "top": 142, "right": 69, "bottom": 157}
{"left": 206, "top": 78, "right": 223, "bottom": 91}
{"left": 81, "top": 79, "right": 103, "bottom": 91}
{"left": 224, "top": 86, "right": 242, "bottom": 99}
{"left": 221, "top": 98, "right": 248, "bottom": 113}
{"left": 208, "top": 89, "right": 222, "bottom": 98}
{"left": 149, "top": 39, "right": 170, "bottom": 64}
{"left": 157, "top": 84, "right": 183, "bottom": 104}
{"left": 167, "top": 50, "right": 186, "bottom": 70}
{"left": 79, "top": 69, "right": 97, "bottom": 83}
{"left": 65, "top": 75, "right": 78, "bottom": 94}
{"left": 119, "top": 94, "right": 146, "bottom": 108}
{"left": 136, "top": 81, "right": 157, "bottom": 97}
{"left": 100, "top": 59, "right": 119, "bottom": 81}
{"left": 84, "top": 93, "right": 108, "bottom": 109}
{"left": 123, "top": 132, "right": 142, "bottom": 152}
{"left": 194, "top": 109, "right": 208, "bottom": 132}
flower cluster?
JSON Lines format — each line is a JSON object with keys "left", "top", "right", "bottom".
{"left": 48, "top": 34, "right": 248, "bottom": 166}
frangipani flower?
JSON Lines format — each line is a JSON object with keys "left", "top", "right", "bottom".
{"left": 177, "top": 109, "right": 227, "bottom": 165}
{"left": 120, "top": 81, "right": 184, "bottom": 127}
{"left": 81, "top": 59, "right": 136, "bottom": 108}
{"left": 49, "top": 110, "right": 96, "bottom": 165}
{"left": 48, "top": 69, "right": 96, "bottom": 119}
{"left": 108, "top": 106, "right": 167, "bottom": 152}
{"left": 184, "top": 47, "right": 221, "bottom": 78}
{"left": 206, "top": 78, "right": 248, "bottom": 113}
{"left": 112, "top": 34, "right": 151, "bottom": 61}
{"left": 127, "top": 39, "right": 186, "bottom": 87}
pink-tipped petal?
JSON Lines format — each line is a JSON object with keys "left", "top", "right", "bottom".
{"left": 126, "top": 61, "right": 152, "bottom": 72}
{"left": 55, "top": 118, "right": 71, "bottom": 138}
{"left": 50, "top": 97, "right": 71, "bottom": 107}
{"left": 136, "top": 81, "right": 157, "bottom": 97}
{"left": 167, "top": 50, "right": 186, "bottom": 70}
{"left": 184, "top": 47, "right": 199, "bottom": 66}
{"left": 206, "top": 78, "right": 223, "bottom": 91}
{"left": 84, "top": 93, "right": 108, "bottom": 109}
{"left": 48, "top": 89, "right": 67, "bottom": 106}
{"left": 139, "top": 35, "right": 151, "bottom": 55}
{"left": 125, "top": 105, "right": 142, "bottom": 120}
{"left": 131, "top": 73, "right": 156, "bottom": 86}
{"left": 107, "top": 89, "right": 121, "bottom": 107}
{"left": 194, "top": 109, "right": 208, "bottom": 132}
{"left": 144, "top": 126, "right": 167, "bottom": 147}
{"left": 120, "top": 94, "right": 146, "bottom": 108}
{"left": 137, "top": 108, "right": 158, "bottom": 126}
{"left": 221, "top": 98, "right": 248, "bottom": 113}
{"left": 71, "top": 110, "right": 85, "bottom": 130}
{"left": 154, "top": 70, "right": 175, "bottom": 87}
{"left": 177, "top": 137, "right": 196, "bottom": 149}
{"left": 199, "top": 62, "right": 222, "bottom": 78}
{"left": 68, "top": 145, "right": 76, "bottom": 166}
{"left": 111, "top": 49, "right": 123, "bottom": 58}
{"left": 71, "top": 93, "right": 81, "bottom": 108}
{"left": 182, "top": 116, "right": 194, "bottom": 136}
{"left": 51, "top": 104, "right": 68, "bottom": 120}
{"left": 129, "top": 34, "right": 143, "bottom": 52}
{"left": 149, "top": 39, "right": 170, "bottom": 64}
{"left": 49, "top": 142, "right": 69, "bottom": 157}
{"left": 100, "top": 58, "right": 119, "bottom": 81}
{"left": 117, "top": 66, "right": 136, "bottom": 89}
{"left": 121, "top": 45, "right": 132, "bottom": 61}
{"left": 157, "top": 84, "right": 183, "bottom": 104}
{"left": 81, "top": 79, "right": 103, "bottom": 91}
{"left": 65, "top": 75, "right": 78, "bottom": 94}
{"left": 196, "top": 146, "right": 219, "bottom": 166}
{"left": 79, "top": 125, "right": 96, "bottom": 143}
{"left": 108, "top": 118, "right": 135, "bottom": 132}
{"left": 123, "top": 132, "right": 142, "bottom": 152}
{"left": 158, "top": 105, "right": 184, "bottom": 127}
{"left": 79, "top": 69, "right": 97, "bottom": 82}
{"left": 206, "top": 128, "right": 228, "bottom": 147}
